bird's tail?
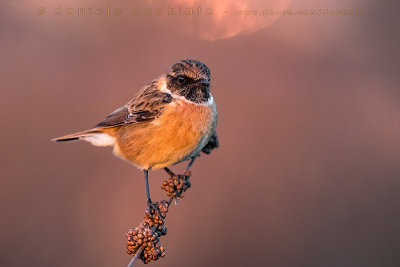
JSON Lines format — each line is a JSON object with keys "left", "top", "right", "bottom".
{"left": 51, "top": 128, "right": 116, "bottom": 147}
{"left": 51, "top": 129, "right": 102, "bottom": 142}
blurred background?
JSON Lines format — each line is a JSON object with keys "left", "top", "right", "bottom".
{"left": 1, "top": 0, "right": 400, "bottom": 266}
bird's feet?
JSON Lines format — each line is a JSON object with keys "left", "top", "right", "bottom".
{"left": 147, "top": 199, "right": 163, "bottom": 219}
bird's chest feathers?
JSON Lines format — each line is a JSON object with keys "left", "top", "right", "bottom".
{"left": 145, "top": 100, "right": 215, "bottom": 166}
{"left": 155, "top": 99, "right": 214, "bottom": 146}
{"left": 114, "top": 99, "right": 215, "bottom": 169}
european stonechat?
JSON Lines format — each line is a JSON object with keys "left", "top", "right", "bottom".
{"left": 52, "top": 59, "right": 218, "bottom": 209}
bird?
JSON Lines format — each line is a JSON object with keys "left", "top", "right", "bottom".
{"left": 52, "top": 59, "right": 218, "bottom": 211}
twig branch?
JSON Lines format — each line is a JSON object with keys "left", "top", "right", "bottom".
{"left": 127, "top": 247, "right": 143, "bottom": 267}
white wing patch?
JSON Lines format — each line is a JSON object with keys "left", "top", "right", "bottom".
{"left": 83, "top": 133, "right": 116, "bottom": 147}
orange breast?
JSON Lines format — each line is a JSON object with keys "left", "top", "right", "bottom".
{"left": 112, "top": 99, "right": 216, "bottom": 170}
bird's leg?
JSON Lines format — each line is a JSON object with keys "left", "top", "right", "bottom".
{"left": 144, "top": 169, "right": 151, "bottom": 202}
{"left": 163, "top": 155, "right": 198, "bottom": 177}
{"left": 185, "top": 155, "right": 198, "bottom": 171}
{"left": 144, "top": 169, "right": 162, "bottom": 217}
{"left": 163, "top": 167, "right": 176, "bottom": 178}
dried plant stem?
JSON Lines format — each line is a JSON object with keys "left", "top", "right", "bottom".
{"left": 127, "top": 247, "right": 143, "bottom": 267}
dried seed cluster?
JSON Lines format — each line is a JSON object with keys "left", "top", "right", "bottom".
{"left": 126, "top": 201, "right": 170, "bottom": 264}
{"left": 144, "top": 200, "right": 169, "bottom": 236}
{"left": 161, "top": 171, "right": 192, "bottom": 198}
{"left": 126, "top": 223, "right": 165, "bottom": 264}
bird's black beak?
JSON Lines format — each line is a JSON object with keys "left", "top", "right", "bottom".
{"left": 197, "top": 79, "right": 210, "bottom": 86}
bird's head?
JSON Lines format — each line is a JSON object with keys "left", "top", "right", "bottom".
{"left": 165, "top": 59, "right": 211, "bottom": 104}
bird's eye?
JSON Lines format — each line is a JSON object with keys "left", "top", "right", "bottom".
{"left": 177, "top": 76, "right": 186, "bottom": 84}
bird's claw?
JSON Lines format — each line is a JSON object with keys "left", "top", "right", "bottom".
{"left": 147, "top": 199, "right": 163, "bottom": 219}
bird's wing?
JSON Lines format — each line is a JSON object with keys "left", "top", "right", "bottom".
{"left": 94, "top": 81, "right": 172, "bottom": 128}
{"left": 201, "top": 132, "right": 219, "bottom": 154}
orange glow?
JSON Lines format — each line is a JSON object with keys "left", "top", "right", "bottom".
{"left": 147, "top": 0, "right": 290, "bottom": 40}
